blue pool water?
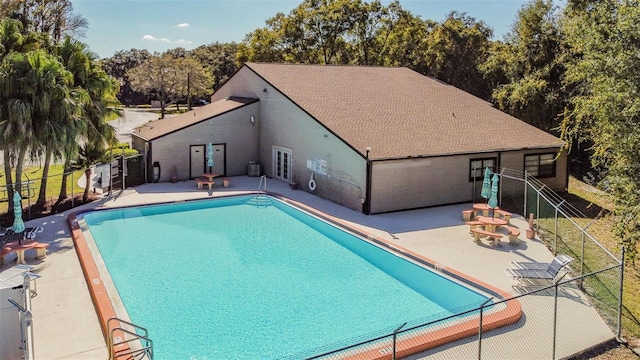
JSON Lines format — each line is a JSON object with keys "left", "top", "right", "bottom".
{"left": 82, "top": 195, "right": 489, "bottom": 359}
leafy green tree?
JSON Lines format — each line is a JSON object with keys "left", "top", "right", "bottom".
{"left": 101, "top": 48, "right": 152, "bottom": 105}
{"left": 127, "top": 54, "right": 181, "bottom": 119}
{"left": 191, "top": 42, "right": 238, "bottom": 91}
{"left": 560, "top": 0, "right": 640, "bottom": 261}
{"left": 238, "top": 0, "right": 402, "bottom": 65}
{"left": 480, "top": 0, "right": 567, "bottom": 132}
{"left": 424, "top": 11, "right": 493, "bottom": 99}
{"left": 171, "top": 57, "right": 214, "bottom": 110}
{"left": 0, "top": 0, "right": 87, "bottom": 42}
{"left": 128, "top": 52, "right": 213, "bottom": 116}
{"left": 378, "top": 7, "right": 433, "bottom": 72}
{"left": 344, "top": 0, "right": 404, "bottom": 65}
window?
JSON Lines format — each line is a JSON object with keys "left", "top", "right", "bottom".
{"left": 469, "top": 157, "right": 496, "bottom": 181}
{"left": 525, "top": 153, "right": 556, "bottom": 178}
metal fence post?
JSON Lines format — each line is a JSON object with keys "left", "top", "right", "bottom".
{"left": 617, "top": 246, "right": 626, "bottom": 340}
{"left": 392, "top": 322, "right": 407, "bottom": 360}
{"left": 478, "top": 297, "right": 493, "bottom": 359}
{"left": 25, "top": 175, "right": 32, "bottom": 220}
{"left": 552, "top": 274, "right": 567, "bottom": 359}
{"left": 554, "top": 206, "right": 558, "bottom": 254}
{"left": 71, "top": 171, "right": 75, "bottom": 207}
{"left": 523, "top": 171, "right": 528, "bottom": 216}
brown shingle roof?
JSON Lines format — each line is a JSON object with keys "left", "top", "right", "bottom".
{"left": 245, "top": 63, "right": 564, "bottom": 160}
{"left": 133, "top": 97, "right": 258, "bottom": 141}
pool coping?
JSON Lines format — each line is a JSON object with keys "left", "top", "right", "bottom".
{"left": 67, "top": 192, "right": 522, "bottom": 359}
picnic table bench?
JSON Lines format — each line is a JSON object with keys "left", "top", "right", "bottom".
{"left": 1, "top": 240, "right": 49, "bottom": 266}
{"left": 195, "top": 177, "right": 215, "bottom": 190}
{"left": 507, "top": 227, "right": 520, "bottom": 245}
{"left": 470, "top": 228, "right": 503, "bottom": 246}
{"left": 495, "top": 209, "right": 512, "bottom": 222}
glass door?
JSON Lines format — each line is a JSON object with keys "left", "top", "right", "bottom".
{"left": 272, "top": 146, "right": 293, "bottom": 182}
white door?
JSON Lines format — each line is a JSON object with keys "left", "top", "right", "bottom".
{"left": 190, "top": 145, "right": 205, "bottom": 178}
{"left": 272, "top": 146, "right": 293, "bottom": 182}
{"left": 211, "top": 144, "right": 225, "bottom": 175}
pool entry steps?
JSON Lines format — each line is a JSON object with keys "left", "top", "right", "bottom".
{"left": 107, "top": 317, "right": 153, "bottom": 360}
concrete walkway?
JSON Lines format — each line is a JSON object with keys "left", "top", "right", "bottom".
{"left": 1, "top": 176, "right": 615, "bottom": 359}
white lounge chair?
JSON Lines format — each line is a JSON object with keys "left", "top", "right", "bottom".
{"left": 505, "top": 255, "right": 574, "bottom": 281}
{"left": 510, "top": 255, "right": 574, "bottom": 272}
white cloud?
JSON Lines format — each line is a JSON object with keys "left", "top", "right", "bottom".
{"left": 142, "top": 34, "right": 170, "bottom": 43}
{"left": 174, "top": 39, "right": 192, "bottom": 45}
{"left": 176, "top": 23, "right": 190, "bottom": 28}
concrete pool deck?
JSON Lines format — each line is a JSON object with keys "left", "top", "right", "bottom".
{"left": 2, "top": 176, "right": 615, "bottom": 359}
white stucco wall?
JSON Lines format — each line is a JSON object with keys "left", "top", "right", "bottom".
{"left": 150, "top": 102, "right": 260, "bottom": 182}
{"left": 213, "top": 67, "right": 367, "bottom": 210}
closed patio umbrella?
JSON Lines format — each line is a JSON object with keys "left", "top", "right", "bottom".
{"left": 481, "top": 167, "right": 492, "bottom": 202}
{"left": 12, "top": 192, "right": 25, "bottom": 244}
{"left": 207, "top": 143, "right": 214, "bottom": 173}
{"left": 488, "top": 174, "right": 500, "bottom": 217}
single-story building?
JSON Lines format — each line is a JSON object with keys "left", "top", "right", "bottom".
{"left": 131, "top": 62, "right": 567, "bottom": 214}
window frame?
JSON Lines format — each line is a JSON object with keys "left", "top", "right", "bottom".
{"left": 469, "top": 157, "right": 497, "bottom": 181}
{"left": 524, "top": 153, "right": 556, "bottom": 178}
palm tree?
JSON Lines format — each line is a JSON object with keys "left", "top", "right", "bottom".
{"left": 54, "top": 37, "right": 120, "bottom": 205}
{"left": 1, "top": 48, "right": 73, "bottom": 211}
{"left": 0, "top": 18, "right": 30, "bottom": 211}
{"left": 71, "top": 143, "right": 108, "bottom": 202}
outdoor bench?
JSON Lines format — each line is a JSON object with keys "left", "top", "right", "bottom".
{"left": 195, "top": 177, "right": 215, "bottom": 190}
{"left": 507, "top": 227, "right": 520, "bottom": 245}
{"left": 462, "top": 209, "right": 474, "bottom": 221}
{"left": 470, "top": 228, "right": 503, "bottom": 246}
{"left": 465, "top": 220, "right": 484, "bottom": 233}
{"left": 495, "top": 209, "right": 512, "bottom": 222}
{"left": 1, "top": 241, "right": 49, "bottom": 266}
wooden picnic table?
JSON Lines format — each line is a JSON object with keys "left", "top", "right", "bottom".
{"left": 472, "top": 203, "right": 496, "bottom": 217}
{"left": 476, "top": 216, "right": 508, "bottom": 233}
{"left": 202, "top": 173, "right": 221, "bottom": 182}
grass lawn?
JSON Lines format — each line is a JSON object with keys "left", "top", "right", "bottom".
{"left": 0, "top": 164, "right": 87, "bottom": 224}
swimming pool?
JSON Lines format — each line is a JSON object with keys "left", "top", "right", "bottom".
{"left": 73, "top": 195, "right": 519, "bottom": 359}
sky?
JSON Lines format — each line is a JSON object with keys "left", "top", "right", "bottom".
{"left": 71, "top": 0, "right": 529, "bottom": 59}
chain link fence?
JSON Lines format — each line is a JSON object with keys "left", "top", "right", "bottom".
{"left": 296, "top": 265, "right": 620, "bottom": 359}
{"left": 2, "top": 165, "right": 623, "bottom": 359}
{"left": 1, "top": 154, "right": 145, "bottom": 222}
{"left": 297, "top": 167, "right": 623, "bottom": 359}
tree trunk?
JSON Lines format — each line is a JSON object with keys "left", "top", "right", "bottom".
{"left": 3, "top": 151, "right": 15, "bottom": 213}
{"left": 14, "top": 145, "right": 27, "bottom": 200}
{"left": 56, "top": 157, "right": 71, "bottom": 205}
{"left": 36, "top": 148, "right": 53, "bottom": 207}
{"left": 83, "top": 168, "right": 91, "bottom": 202}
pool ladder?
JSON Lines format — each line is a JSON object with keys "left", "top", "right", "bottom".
{"left": 108, "top": 317, "right": 153, "bottom": 360}
{"left": 256, "top": 175, "right": 267, "bottom": 196}
{"left": 253, "top": 175, "right": 270, "bottom": 208}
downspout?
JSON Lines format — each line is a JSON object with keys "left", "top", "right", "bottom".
{"left": 364, "top": 150, "right": 372, "bottom": 215}
{"left": 147, "top": 142, "right": 153, "bottom": 183}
